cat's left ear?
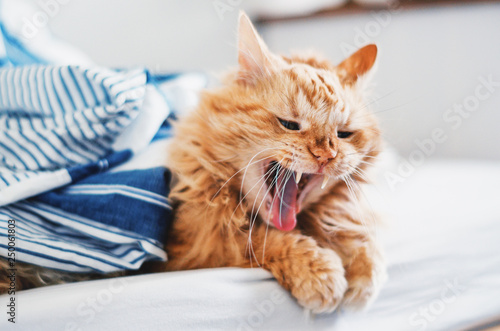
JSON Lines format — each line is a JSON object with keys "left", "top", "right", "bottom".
{"left": 336, "top": 44, "right": 378, "bottom": 86}
{"left": 237, "top": 11, "right": 279, "bottom": 83}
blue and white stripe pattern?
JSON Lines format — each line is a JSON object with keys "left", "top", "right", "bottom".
{"left": 0, "top": 167, "right": 171, "bottom": 273}
{"left": 0, "top": 1, "right": 206, "bottom": 273}
{"left": 0, "top": 65, "right": 147, "bottom": 204}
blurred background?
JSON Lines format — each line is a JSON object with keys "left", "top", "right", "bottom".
{"left": 16, "top": 0, "right": 500, "bottom": 160}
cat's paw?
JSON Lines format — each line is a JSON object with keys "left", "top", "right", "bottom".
{"left": 288, "top": 248, "right": 348, "bottom": 314}
{"left": 342, "top": 249, "right": 387, "bottom": 310}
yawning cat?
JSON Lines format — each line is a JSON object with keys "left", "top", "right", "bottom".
{"left": 162, "top": 12, "right": 387, "bottom": 313}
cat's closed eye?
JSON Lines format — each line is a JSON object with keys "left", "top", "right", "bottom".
{"left": 337, "top": 131, "right": 354, "bottom": 139}
{"left": 278, "top": 118, "right": 300, "bottom": 131}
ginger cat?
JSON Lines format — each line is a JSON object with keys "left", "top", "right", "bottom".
{"left": 163, "top": 12, "right": 386, "bottom": 313}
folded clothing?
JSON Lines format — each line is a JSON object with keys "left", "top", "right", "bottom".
{"left": 1, "top": 166, "right": 171, "bottom": 272}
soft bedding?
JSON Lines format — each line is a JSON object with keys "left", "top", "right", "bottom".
{"left": 1, "top": 157, "right": 498, "bottom": 331}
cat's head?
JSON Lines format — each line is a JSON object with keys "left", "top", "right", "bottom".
{"left": 195, "top": 12, "right": 381, "bottom": 231}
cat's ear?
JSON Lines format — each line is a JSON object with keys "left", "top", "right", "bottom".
{"left": 237, "top": 11, "right": 277, "bottom": 83}
{"left": 336, "top": 44, "right": 377, "bottom": 86}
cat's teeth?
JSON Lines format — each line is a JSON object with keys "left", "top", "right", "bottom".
{"left": 321, "top": 175, "right": 330, "bottom": 189}
{"left": 295, "top": 171, "right": 302, "bottom": 184}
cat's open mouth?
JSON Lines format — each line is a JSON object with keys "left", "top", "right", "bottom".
{"left": 263, "top": 161, "right": 323, "bottom": 231}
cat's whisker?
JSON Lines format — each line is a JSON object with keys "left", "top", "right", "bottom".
{"left": 239, "top": 147, "right": 282, "bottom": 212}
{"left": 229, "top": 158, "right": 279, "bottom": 227}
{"left": 261, "top": 216, "right": 270, "bottom": 265}
{"left": 356, "top": 95, "right": 423, "bottom": 122}
{"left": 244, "top": 157, "right": 282, "bottom": 225}
{"left": 254, "top": 159, "right": 291, "bottom": 239}
{"left": 358, "top": 89, "right": 398, "bottom": 111}
{"left": 341, "top": 162, "right": 383, "bottom": 237}
{"left": 342, "top": 174, "right": 369, "bottom": 234}
{"left": 207, "top": 152, "right": 277, "bottom": 213}
{"left": 354, "top": 127, "right": 392, "bottom": 140}
{"left": 358, "top": 159, "right": 377, "bottom": 167}
{"left": 345, "top": 174, "right": 376, "bottom": 237}
{"left": 342, "top": 179, "right": 365, "bottom": 233}
{"left": 260, "top": 157, "right": 296, "bottom": 263}
{"left": 346, "top": 164, "right": 370, "bottom": 182}
{"left": 350, "top": 168, "right": 368, "bottom": 182}
{"left": 372, "top": 95, "right": 424, "bottom": 116}
{"left": 227, "top": 154, "right": 280, "bottom": 262}
{"left": 346, "top": 174, "right": 380, "bottom": 241}
{"left": 245, "top": 157, "right": 285, "bottom": 266}
{"left": 344, "top": 152, "right": 379, "bottom": 158}
{"left": 209, "top": 149, "right": 277, "bottom": 220}
{"left": 344, "top": 152, "right": 380, "bottom": 163}
{"left": 352, "top": 163, "right": 384, "bottom": 200}
{"left": 242, "top": 163, "right": 278, "bottom": 238}
{"left": 248, "top": 157, "right": 285, "bottom": 229}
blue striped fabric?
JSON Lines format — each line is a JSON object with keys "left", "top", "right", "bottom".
{"left": 36, "top": 167, "right": 172, "bottom": 244}
{"left": 0, "top": 65, "right": 147, "bottom": 205}
{"left": 0, "top": 1, "right": 207, "bottom": 273}
{"left": 0, "top": 166, "right": 172, "bottom": 273}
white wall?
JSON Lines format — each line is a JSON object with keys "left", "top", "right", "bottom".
{"left": 46, "top": 0, "right": 241, "bottom": 72}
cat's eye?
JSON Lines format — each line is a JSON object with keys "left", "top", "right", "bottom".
{"left": 278, "top": 118, "right": 300, "bottom": 131}
{"left": 337, "top": 131, "right": 353, "bottom": 139}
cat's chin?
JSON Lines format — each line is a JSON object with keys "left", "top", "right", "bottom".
{"left": 259, "top": 160, "right": 324, "bottom": 231}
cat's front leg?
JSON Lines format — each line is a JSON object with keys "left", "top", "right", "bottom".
{"left": 340, "top": 238, "right": 386, "bottom": 310}
{"left": 299, "top": 198, "right": 387, "bottom": 310}
{"left": 249, "top": 227, "right": 348, "bottom": 314}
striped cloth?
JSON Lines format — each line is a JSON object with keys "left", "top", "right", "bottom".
{"left": 0, "top": 65, "right": 148, "bottom": 204}
{"left": 1, "top": 167, "right": 171, "bottom": 272}
{"left": 0, "top": 1, "right": 206, "bottom": 273}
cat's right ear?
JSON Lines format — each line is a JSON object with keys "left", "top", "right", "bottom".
{"left": 237, "top": 11, "right": 277, "bottom": 83}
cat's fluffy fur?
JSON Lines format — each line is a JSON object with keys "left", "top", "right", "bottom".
{"left": 0, "top": 13, "right": 386, "bottom": 313}
{"left": 161, "top": 13, "right": 386, "bottom": 313}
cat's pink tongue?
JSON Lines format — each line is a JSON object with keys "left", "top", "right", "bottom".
{"left": 271, "top": 172, "right": 298, "bottom": 231}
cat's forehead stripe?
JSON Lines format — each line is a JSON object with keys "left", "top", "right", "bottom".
{"left": 315, "top": 73, "right": 335, "bottom": 97}
{"left": 284, "top": 65, "right": 356, "bottom": 128}
{"left": 287, "top": 66, "right": 340, "bottom": 113}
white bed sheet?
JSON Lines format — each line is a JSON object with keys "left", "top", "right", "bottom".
{"left": 1, "top": 159, "right": 499, "bottom": 331}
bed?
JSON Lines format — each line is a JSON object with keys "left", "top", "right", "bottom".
{"left": 2, "top": 146, "right": 499, "bottom": 330}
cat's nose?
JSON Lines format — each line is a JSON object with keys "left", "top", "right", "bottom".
{"left": 310, "top": 147, "right": 337, "bottom": 166}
